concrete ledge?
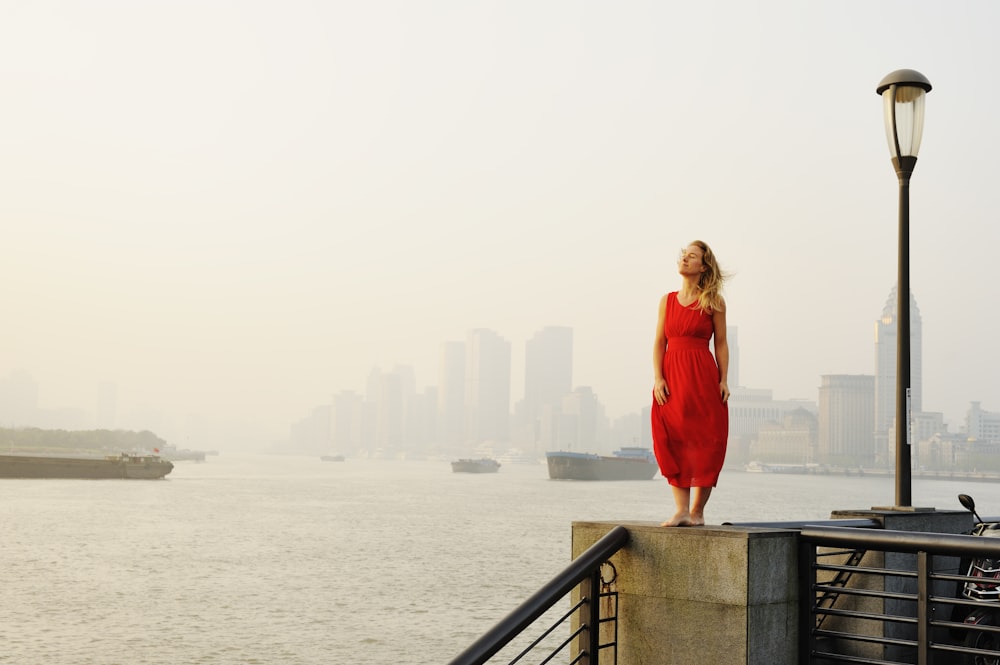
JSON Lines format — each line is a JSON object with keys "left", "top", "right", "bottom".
{"left": 571, "top": 521, "right": 798, "bottom": 665}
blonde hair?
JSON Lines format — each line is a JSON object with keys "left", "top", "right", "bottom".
{"left": 690, "top": 239, "right": 728, "bottom": 313}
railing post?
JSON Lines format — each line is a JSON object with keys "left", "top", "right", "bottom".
{"left": 587, "top": 568, "right": 601, "bottom": 665}
{"left": 917, "top": 551, "right": 930, "bottom": 665}
{"left": 798, "top": 539, "right": 816, "bottom": 665}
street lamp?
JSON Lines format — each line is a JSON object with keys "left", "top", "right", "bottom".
{"left": 876, "top": 69, "right": 931, "bottom": 508}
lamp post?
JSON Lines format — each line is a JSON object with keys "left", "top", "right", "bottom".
{"left": 876, "top": 69, "right": 931, "bottom": 508}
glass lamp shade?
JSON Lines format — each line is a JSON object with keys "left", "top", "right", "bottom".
{"left": 877, "top": 69, "right": 932, "bottom": 160}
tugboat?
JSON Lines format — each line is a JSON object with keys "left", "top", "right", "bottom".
{"left": 451, "top": 458, "right": 501, "bottom": 474}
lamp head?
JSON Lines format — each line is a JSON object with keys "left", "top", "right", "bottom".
{"left": 877, "top": 69, "right": 932, "bottom": 164}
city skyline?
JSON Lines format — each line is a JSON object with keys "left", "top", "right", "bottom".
{"left": 0, "top": 278, "right": 993, "bottom": 461}
{"left": 2, "top": 2, "right": 998, "bottom": 450}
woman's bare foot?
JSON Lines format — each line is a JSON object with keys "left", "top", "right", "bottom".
{"left": 688, "top": 514, "right": 706, "bottom": 526}
{"left": 661, "top": 511, "right": 693, "bottom": 527}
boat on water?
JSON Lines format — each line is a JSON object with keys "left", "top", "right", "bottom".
{"left": 451, "top": 458, "right": 501, "bottom": 474}
{"left": 745, "top": 461, "right": 817, "bottom": 474}
{"left": 0, "top": 453, "right": 174, "bottom": 479}
{"left": 320, "top": 454, "right": 345, "bottom": 462}
{"left": 162, "top": 447, "right": 206, "bottom": 462}
{"left": 546, "top": 447, "right": 659, "bottom": 481}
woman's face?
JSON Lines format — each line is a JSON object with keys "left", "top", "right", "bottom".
{"left": 677, "top": 245, "right": 706, "bottom": 276}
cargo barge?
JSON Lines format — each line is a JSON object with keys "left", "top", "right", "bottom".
{"left": 0, "top": 453, "right": 174, "bottom": 479}
{"left": 546, "top": 447, "right": 659, "bottom": 481}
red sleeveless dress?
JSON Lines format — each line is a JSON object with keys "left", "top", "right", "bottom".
{"left": 650, "top": 292, "right": 729, "bottom": 488}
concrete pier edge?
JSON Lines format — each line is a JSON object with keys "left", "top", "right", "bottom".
{"left": 570, "top": 508, "right": 972, "bottom": 665}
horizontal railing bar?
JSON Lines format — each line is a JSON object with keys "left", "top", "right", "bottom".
{"left": 950, "top": 620, "right": 1000, "bottom": 635}
{"left": 801, "top": 525, "right": 1000, "bottom": 556}
{"left": 446, "top": 525, "right": 629, "bottom": 665}
{"left": 929, "top": 571, "right": 979, "bottom": 582}
{"left": 930, "top": 594, "right": 1000, "bottom": 611}
{"left": 932, "top": 642, "right": 976, "bottom": 653}
{"left": 815, "top": 607, "right": 916, "bottom": 624}
{"left": 810, "top": 648, "right": 906, "bottom": 665}
{"left": 813, "top": 629, "right": 915, "bottom": 648}
{"left": 815, "top": 564, "right": 917, "bottom": 579}
{"left": 723, "top": 518, "right": 882, "bottom": 529}
{"left": 813, "top": 585, "right": 915, "bottom": 602}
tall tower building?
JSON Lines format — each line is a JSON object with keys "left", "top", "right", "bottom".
{"left": 465, "top": 329, "right": 511, "bottom": 448}
{"left": 366, "top": 367, "right": 403, "bottom": 456}
{"left": 874, "top": 286, "right": 922, "bottom": 454}
{"left": 523, "top": 326, "right": 573, "bottom": 449}
{"left": 818, "top": 374, "right": 875, "bottom": 464}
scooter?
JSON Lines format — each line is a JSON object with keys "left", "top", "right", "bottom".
{"left": 957, "top": 493, "right": 1000, "bottom": 665}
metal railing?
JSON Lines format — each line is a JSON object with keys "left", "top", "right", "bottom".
{"left": 447, "top": 525, "right": 629, "bottom": 665}
{"left": 799, "top": 524, "right": 1000, "bottom": 665}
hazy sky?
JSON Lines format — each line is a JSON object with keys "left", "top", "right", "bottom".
{"left": 2, "top": 1, "right": 997, "bottom": 449}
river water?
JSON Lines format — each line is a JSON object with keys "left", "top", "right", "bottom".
{"left": 2, "top": 453, "right": 997, "bottom": 665}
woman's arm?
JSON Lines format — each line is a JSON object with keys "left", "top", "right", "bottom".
{"left": 653, "top": 294, "right": 669, "bottom": 405}
{"left": 712, "top": 304, "right": 731, "bottom": 403}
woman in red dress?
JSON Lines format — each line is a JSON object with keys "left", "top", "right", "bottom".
{"left": 651, "top": 240, "right": 730, "bottom": 526}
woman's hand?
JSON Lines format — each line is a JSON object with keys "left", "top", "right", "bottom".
{"left": 653, "top": 378, "right": 669, "bottom": 405}
{"left": 719, "top": 381, "right": 730, "bottom": 403}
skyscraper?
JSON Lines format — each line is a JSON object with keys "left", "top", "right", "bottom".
{"left": 465, "top": 329, "right": 511, "bottom": 448}
{"left": 523, "top": 326, "right": 573, "bottom": 449}
{"left": 818, "top": 374, "right": 876, "bottom": 464}
{"left": 874, "top": 286, "right": 922, "bottom": 455}
{"left": 366, "top": 366, "right": 412, "bottom": 456}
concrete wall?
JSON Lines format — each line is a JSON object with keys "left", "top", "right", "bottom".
{"left": 571, "top": 522, "right": 799, "bottom": 665}
{"left": 569, "top": 510, "right": 972, "bottom": 665}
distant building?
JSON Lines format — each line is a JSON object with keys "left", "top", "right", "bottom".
{"left": 818, "top": 374, "right": 875, "bottom": 464}
{"left": 464, "top": 329, "right": 511, "bottom": 449}
{"left": 727, "top": 387, "right": 816, "bottom": 462}
{"left": 966, "top": 401, "right": 1000, "bottom": 442}
{"left": 874, "top": 286, "right": 922, "bottom": 460}
{"left": 610, "top": 409, "right": 650, "bottom": 451}
{"left": 912, "top": 410, "right": 946, "bottom": 465}
{"left": 331, "top": 390, "right": 364, "bottom": 454}
{"left": 289, "top": 404, "right": 332, "bottom": 455}
{"left": 557, "top": 387, "right": 608, "bottom": 452}
{"left": 517, "top": 326, "right": 573, "bottom": 456}
{"left": 365, "top": 365, "right": 416, "bottom": 457}
{"left": 406, "top": 386, "right": 437, "bottom": 456}
{"left": 751, "top": 407, "right": 817, "bottom": 463}
{"left": 727, "top": 326, "right": 740, "bottom": 389}
{"left": 918, "top": 431, "right": 1000, "bottom": 472}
